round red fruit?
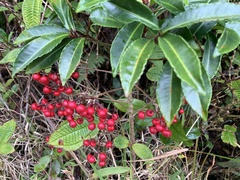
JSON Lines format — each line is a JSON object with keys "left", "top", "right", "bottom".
{"left": 107, "top": 126, "right": 115, "bottom": 132}
{"left": 48, "top": 73, "right": 58, "bottom": 81}
{"left": 76, "top": 118, "right": 84, "bottom": 124}
{"left": 41, "top": 98, "right": 48, "bottom": 104}
{"left": 65, "top": 87, "right": 73, "bottom": 94}
{"left": 149, "top": 126, "right": 157, "bottom": 134}
{"left": 53, "top": 90, "right": 61, "bottom": 96}
{"left": 98, "top": 161, "right": 106, "bottom": 167}
{"left": 31, "top": 103, "right": 38, "bottom": 110}
{"left": 83, "top": 139, "right": 90, "bottom": 146}
{"left": 57, "top": 110, "right": 64, "bottom": 116}
{"left": 71, "top": 71, "right": 80, "bottom": 79}
{"left": 111, "top": 113, "right": 118, "bottom": 121}
{"left": 105, "top": 141, "right": 113, "bottom": 148}
{"left": 146, "top": 109, "right": 154, "bottom": 117}
{"left": 87, "top": 154, "right": 95, "bottom": 163}
{"left": 43, "top": 86, "right": 52, "bottom": 94}
{"left": 90, "top": 139, "right": 97, "bottom": 147}
{"left": 162, "top": 129, "right": 172, "bottom": 138}
{"left": 45, "top": 136, "right": 49, "bottom": 142}
{"left": 87, "top": 106, "right": 95, "bottom": 116}
{"left": 99, "top": 152, "right": 107, "bottom": 161}
{"left": 39, "top": 76, "right": 49, "bottom": 85}
{"left": 107, "top": 119, "right": 115, "bottom": 127}
{"left": 98, "top": 109, "right": 108, "bottom": 119}
{"left": 69, "top": 120, "right": 77, "bottom": 128}
{"left": 68, "top": 101, "right": 77, "bottom": 109}
{"left": 97, "top": 122, "right": 105, "bottom": 130}
{"left": 152, "top": 118, "right": 160, "bottom": 125}
{"left": 32, "top": 73, "right": 41, "bottom": 81}
{"left": 76, "top": 104, "right": 86, "bottom": 113}
{"left": 138, "top": 111, "right": 145, "bottom": 120}
{"left": 155, "top": 124, "right": 164, "bottom": 132}
{"left": 179, "top": 109, "right": 184, "bottom": 115}
{"left": 57, "top": 148, "right": 63, "bottom": 153}
{"left": 88, "top": 123, "right": 96, "bottom": 131}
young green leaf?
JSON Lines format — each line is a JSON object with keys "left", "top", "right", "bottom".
{"left": 221, "top": 125, "right": 237, "bottom": 147}
{"left": 181, "top": 67, "right": 211, "bottom": 121}
{"left": 59, "top": 38, "right": 85, "bottom": 85}
{"left": 155, "top": 0, "right": 184, "bottom": 14}
{"left": 34, "top": 156, "right": 51, "bottom": 173}
{"left": 93, "top": 167, "right": 130, "bottom": 178}
{"left": 0, "top": 6, "right": 8, "bottom": 12}
{"left": 90, "top": 7, "right": 125, "bottom": 28}
{"left": 202, "top": 32, "right": 221, "bottom": 79}
{"left": 76, "top": 0, "right": 108, "bottom": 12}
{"left": 110, "top": 22, "right": 144, "bottom": 77}
{"left": 0, "top": 48, "right": 20, "bottom": 64}
{"left": 229, "top": 79, "right": 240, "bottom": 100}
{"left": 162, "top": 2, "right": 240, "bottom": 33}
{"left": 213, "top": 28, "right": 240, "bottom": 57}
{"left": 102, "top": 0, "right": 159, "bottom": 30}
{"left": 12, "top": 33, "right": 68, "bottom": 76}
{"left": 48, "top": 120, "right": 98, "bottom": 151}
{"left": 0, "top": 119, "right": 16, "bottom": 143}
{"left": 0, "top": 142, "right": 15, "bottom": 155}
{"left": 49, "top": 0, "right": 75, "bottom": 31}
{"left": 114, "top": 98, "right": 146, "bottom": 113}
{"left": 22, "top": 0, "right": 42, "bottom": 29}
{"left": 156, "top": 63, "right": 182, "bottom": 127}
{"left": 158, "top": 33, "right": 205, "bottom": 94}
{"left": 14, "top": 24, "right": 69, "bottom": 44}
{"left": 132, "top": 143, "right": 154, "bottom": 164}
{"left": 120, "top": 38, "right": 155, "bottom": 97}
{"left": 114, "top": 135, "right": 129, "bottom": 149}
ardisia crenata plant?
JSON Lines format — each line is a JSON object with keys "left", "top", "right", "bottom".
{"left": 1, "top": 0, "right": 240, "bottom": 179}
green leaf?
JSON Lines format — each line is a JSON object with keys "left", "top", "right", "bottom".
{"left": 190, "top": 21, "right": 217, "bottom": 39}
{"left": 162, "top": 3, "right": 240, "bottom": 33}
{"left": 0, "top": 49, "right": 21, "bottom": 64}
{"left": 76, "top": 0, "right": 108, "bottom": 12}
{"left": 218, "top": 159, "right": 240, "bottom": 168}
{"left": 181, "top": 66, "right": 211, "bottom": 121}
{"left": 89, "top": 7, "right": 125, "bottom": 28}
{"left": 59, "top": 38, "right": 85, "bottom": 85}
{"left": 158, "top": 33, "right": 204, "bottom": 94}
{"left": 48, "top": 121, "right": 98, "bottom": 151}
{"left": 110, "top": 22, "right": 144, "bottom": 77}
{"left": 22, "top": 0, "right": 42, "bottom": 29}
{"left": 120, "top": 38, "right": 155, "bottom": 97}
{"left": 49, "top": 0, "right": 75, "bottom": 31}
{"left": 12, "top": 33, "right": 68, "bottom": 76}
{"left": 202, "top": 32, "right": 221, "bottom": 79}
{"left": 0, "top": 120, "right": 16, "bottom": 143}
{"left": 146, "top": 66, "right": 162, "bottom": 82}
{"left": 169, "top": 121, "right": 188, "bottom": 142}
{"left": 185, "top": 127, "right": 201, "bottom": 140}
{"left": 213, "top": 28, "right": 240, "bottom": 57}
{"left": 93, "top": 167, "right": 130, "bottom": 178}
{"left": 229, "top": 80, "right": 240, "bottom": 100}
{"left": 221, "top": 125, "right": 237, "bottom": 147}
{"left": 14, "top": 24, "right": 69, "bottom": 44}
{"left": 102, "top": 0, "right": 159, "bottom": 30}
{"left": 0, "top": 142, "right": 15, "bottom": 155}
{"left": 225, "top": 22, "right": 240, "bottom": 37}
{"left": 132, "top": 143, "right": 154, "bottom": 164}
{"left": 34, "top": 156, "right": 51, "bottom": 173}
{"left": 0, "top": 6, "right": 8, "bottom": 12}
{"left": 26, "top": 38, "right": 72, "bottom": 74}
{"left": 114, "top": 98, "right": 146, "bottom": 113}
{"left": 0, "top": 28, "right": 7, "bottom": 42}
{"left": 114, "top": 135, "right": 129, "bottom": 149}
{"left": 155, "top": 0, "right": 184, "bottom": 14}
{"left": 156, "top": 63, "right": 182, "bottom": 126}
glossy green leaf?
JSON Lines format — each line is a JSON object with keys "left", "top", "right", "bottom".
{"left": 110, "top": 22, "right": 144, "bottom": 77}
{"left": 225, "top": 22, "right": 240, "bottom": 37}
{"left": 76, "top": 0, "right": 108, "bottom": 12}
{"left": 0, "top": 6, "right": 8, "bottom": 12}
{"left": 120, "top": 38, "right": 155, "bottom": 97}
{"left": 181, "top": 67, "right": 211, "bottom": 121}
{"left": 26, "top": 39, "right": 72, "bottom": 74}
{"left": 185, "top": 127, "right": 201, "bottom": 140}
{"left": 169, "top": 121, "right": 188, "bottom": 142}
{"left": 229, "top": 79, "right": 240, "bottom": 100}
{"left": 14, "top": 24, "right": 69, "bottom": 44}
{"left": 34, "top": 156, "right": 51, "bottom": 173}
{"left": 158, "top": 33, "right": 204, "bottom": 94}
{"left": 156, "top": 63, "right": 182, "bottom": 126}
{"left": 22, "top": 0, "right": 42, "bottom": 29}
{"left": 190, "top": 21, "right": 217, "bottom": 39}
{"left": 49, "top": 0, "right": 75, "bottom": 31}
{"left": 59, "top": 38, "right": 85, "bottom": 85}
{"left": 0, "top": 49, "right": 20, "bottom": 64}
{"left": 93, "top": 167, "right": 130, "bottom": 178}
{"left": 48, "top": 120, "right": 98, "bottom": 151}
{"left": 213, "top": 28, "right": 240, "bottom": 57}
{"left": 221, "top": 125, "right": 237, "bottom": 147}
{"left": 114, "top": 98, "right": 146, "bottom": 113}
{"left": 102, "top": 0, "right": 159, "bottom": 30}
{"left": 90, "top": 7, "right": 125, "bottom": 28}
{"left": 202, "top": 32, "right": 221, "bottom": 79}
{"left": 114, "top": 135, "right": 129, "bottom": 149}
{"left": 0, "top": 142, "right": 15, "bottom": 155}
{"left": 155, "top": 0, "right": 184, "bottom": 14}
{"left": 0, "top": 120, "right": 16, "bottom": 143}
{"left": 146, "top": 67, "right": 162, "bottom": 82}
{"left": 132, "top": 143, "right": 154, "bottom": 164}
{"left": 12, "top": 33, "right": 68, "bottom": 76}
{"left": 162, "top": 3, "right": 240, "bottom": 33}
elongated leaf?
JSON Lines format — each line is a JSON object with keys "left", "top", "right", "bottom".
{"left": 114, "top": 98, "right": 146, "bottom": 113}
{"left": 111, "top": 22, "right": 144, "bottom": 77}
{"left": 0, "top": 120, "right": 16, "bottom": 143}
{"left": 132, "top": 143, "right": 154, "bottom": 164}
{"left": 181, "top": 66, "right": 211, "bottom": 121}
{"left": 158, "top": 33, "right": 204, "bottom": 93}
{"left": 22, "top": 0, "right": 42, "bottom": 29}
{"left": 0, "top": 6, "right": 8, "bottom": 12}
{"left": 156, "top": 63, "right": 182, "bottom": 126}
{"left": 34, "top": 156, "right": 51, "bottom": 173}
{"left": 120, "top": 38, "right": 155, "bottom": 97}
{"left": 213, "top": 28, "right": 240, "bottom": 57}
{"left": 76, "top": 0, "right": 108, "bottom": 12}
{"left": 0, "top": 142, "right": 15, "bottom": 155}
{"left": 162, "top": 3, "right": 240, "bottom": 33}
{"left": 0, "top": 49, "right": 20, "bottom": 64}
{"left": 155, "top": 0, "right": 184, "bottom": 14}
{"left": 102, "top": 0, "right": 159, "bottom": 30}
{"left": 114, "top": 135, "right": 129, "bottom": 149}
{"left": 12, "top": 33, "right": 68, "bottom": 76}
{"left": 221, "top": 125, "right": 237, "bottom": 147}
{"left": 26, "top": 39, "right": 72, "bottom": 74}
{"left": 14, "top": 24, "right": 69, "bottom": 44}
{"left": 49, "top": 121, "right": 98, "bottom": 151}
{"left": 169, "top": 121, "right": 188, "bottom": 142}
{"left": 225, "top": 22, "right": 240, "bottom": 37}
{"left": 59, "top": 38, "right": 85, "bottom": 85}
{"left": 90, "top": 7, "right": 125, "bottom": 28}
{"left": 49, "top": 0, "right": 75, "bottom": 31}
{"left": 190, "top": 21, "right": 217, "bottom": 39}
{"left": 229, "top": 79, "right": 240, "bottom": 100}
{"left": 93, "top": 167, "right": 130, "bottom": 178}
{"left": 202, "top": 32, "right": 221, "bottom": 79}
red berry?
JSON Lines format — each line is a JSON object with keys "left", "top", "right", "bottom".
{"left": 99, "top": 152, "right": 107, "bottom": 161}
{"left": 152, "top": 118, "right": 160, "bottom": 125}
{"left": 162, "top": 129, "right": 172, "bottom": 138}
{"left": 69, "top": 120, "right": 77, "bottom": 128}
{"left": 57, "top": 148, "right": 63, "bottom": 153}
{"left": 107, "top": 126, "right": 115, "bottom": 132}
{"left": 107, "top": 119, "right": 115, "bottom": 127}
{"left": 179, "top": 109, "right": 184, "bottom": 115}
{"left": 32, "top": 73, "right": 41, "bottom": 81}
{"left": 55, "top": 102, "right": 62, "bottom": 108}
{"left": 146, "top": 109, "right": 154, "bottom": 117}
{"left": 97, "top": 109, "right": 108, "bottom": 119}
{"left": 57, "top": 110, "right": 64, "bottom": 116}
{"left": 68, "top": 101, "right": 77, "bottom": 109}
{"left": 47, "top": 104, "right": 55, "bottom": 110}
{"left": 112, "top": 113, "right": 118, "bottom": 121}
{"left": 83, "top": 140, "right": 90, "bottom": 146}
{"left": 76, "top": 118, "right": 84, "bottom": 124}
{"left": 44, "top": 111, "right": 52, "bottom": 117}
{"left": 58, "top": 86, "right": 65, "bottom": 92}
{"left": 172, "top": 118, "right": 178, "bottom": 124}
{"left": 62, "top": 99, "right": 69, "bottom": 107}
{"left": 105, "top": 141, "right": 112, "bottom": 148}
{"left": 90, "top": 139, "right": 97, "bottom": 147}
{"left": 71, "top": 71, "right": 80, "bottom": 79}
{"left": 149, "top": 126, "right": 157, "bottom": 134}
{"left": 155, "top": 124, "right": 164, "bottom": 132}
{"left": 76, "top": 104, "right": 86, "bottom": 113}
{"left": 97, "top": 122, "right": 105, "bottom": 130}
{"left": 138, "top": 111, "right": 145, "bottom": 120}
{"left": 87, "top": 154, "right": 95, "bottom": 163}
{"left": 65, "top": 87, "right": 73, "bottom": 94}
{"left": 65, "top": 108, "right": 74, "bottom": 115}
{"left": 99, "top": 118, "right": 106, "bottom": 122}
{"left": 41, "top": 98, "right": 48, "bottom": 104}
{"left": 87, "top": 116, "right": 94, "bottom": 122}
{"left": 66, "top": 115, "right": 74, "bottom": 122}
{"left": 31, "top": 103, "right": 38, "bottom": 110}
{"left": 39, "top": 76, "right": 49, "bottom": 85}
{"left": 48, "top": 73, "right": 58, "bottom": 81}
{"left": 45, "top": 136, "right": 49, "bottom": 142}
{"left": 43, "top": 86, "right": 52, "bottom": 94}
{"left": 53, "top": 90, "right": 61, "bottom": 96}
{"left": 88, "top": 123, "right": 96, "bottom": 131}
{"left": 98, "top": 161, "right": 106, "bottom": 167}
{"left": 87, "top": 106, "right": 95, "bottom": 116}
